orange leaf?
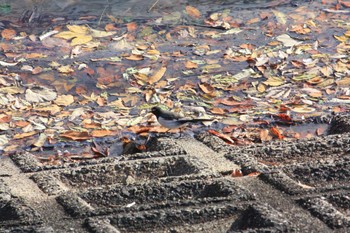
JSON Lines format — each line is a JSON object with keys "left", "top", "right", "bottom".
{"left": 14, "top": 131, "right": 37, "bottom": 139}
{"left": 276, "top": 113, "right": 292, "bottom": 122}
{"left": 149, "top": 66, "right": 166, "bottom": 84}
{"left": 1, "top": 29, "right": 16, "bottom": 40}
{"left": 60, "top": 131, "right": 91, "bottom": 141}
{"left": 185, "top": 60, "right": 198, "bottom": 69}
{"left": 0, "top": 115, "right": 11, "bottom": 123}
{"left": 270, "top": 127, "right": 284, "bottom": 139}
{"left": 15, "top": 121, "right": 30, "bottom": 127}
{"left": 127, "top": 22, "right": 137, "bottom": 32}
{"left": 91, "top": 129, "right": 116, "bottom": 137}
{"left": 199, "top": 83, "right": 215, "bottom": 94}
{"left": 231, "top": 169, "right": 243, "bottom": 177}
{"left": 210, "top": 107, "right": 225, "bottom": 115}
{"left": 208, "top": 129, "right": 235, "bottom": 144}
{"left": 128, "top": 125, "right": 151, "bottom": 134}
{"left": 186, "top": 6, "right": 201, "bottom": 18}
{"left": 247, "top": 172, "right": 261, "bottom": 176}
{"left": 83, "top": 121, "right": 102, "bottom": 129}
{"left": 125, "top": 54, "right": 143, "bottom": 61}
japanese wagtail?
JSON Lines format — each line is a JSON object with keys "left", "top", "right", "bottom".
{"left": 151, "top": 106, "right": 213, "bottom": 129}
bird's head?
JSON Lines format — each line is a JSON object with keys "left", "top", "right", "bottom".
{"left": 151, "top": 106, "right": 162, "bottom": 116}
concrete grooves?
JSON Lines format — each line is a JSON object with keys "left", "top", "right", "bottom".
{"left": 177, "top": 137, "right": 240, "bottom": 174}
{"left": 0, "top": 157, "right": 85, "bottom": 232}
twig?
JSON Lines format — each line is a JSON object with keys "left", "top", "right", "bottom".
{"left": 98, "top": 2, "right": 109, "bottom": 25}
{"left": 148, "top": 0, "right": 160, "bottom": 13}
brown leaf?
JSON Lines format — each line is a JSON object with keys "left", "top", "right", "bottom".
{"left": 260, "top": 129, "right": 271, "bottom": 142}
{"left": 210, "top": 107, "right": 225, "bottom": 115}
{"left": 149, "top": 66, "right": 166, "bottom": 84}
{"left": 91, "top": 129, "right": 117, "bottom": 137}
{"left": 186, "top": 6, "right": 201, "bottom": 18}
{"left": 1, "top": 29, "right": 16, "bottom": 40}
{"left": 270, "top": 127, "right": 284, "bottom": 139}
{"left": 127, "top": 22, "right": 138, "bottom": 32}
{"left": 125, "top": 54, "right": 143, "bottom": 61}
{"left": 185, "top": 60, "right": 198, "bottom": 69}
{"left": 208, "top": 129, "right": 235, "bottom": 144}
{"left": 60, "top": 131, "right": 91, "bottom": 141}
{"left": 14, "top": 131, "right": 37, "bottom": 139}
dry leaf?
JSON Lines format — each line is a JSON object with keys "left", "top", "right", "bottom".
{"left": 25, "top": 88, "right": 57, "bottom": 103}
{"left": 1, "top": 29, "right": 16, "bottom": 40}
{"left": 60, "top": 131, "right": 91, "bottom": 140}
{"left": 54, "top": 95, "right": 74, "bottom": 106}
{"left": 14, "top": 131, "right": 37, "bottom": 139}
{"left": 186, "top": 6, "right": 201, "bottom": 18}
{"left": 91, "top": 129, "right": 117, "bottom": 137}
{"left": 149, "top": 67, "right": 166, "bottom": 84}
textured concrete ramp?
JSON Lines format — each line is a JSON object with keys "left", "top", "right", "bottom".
{"left": 0, "top": 131, "right": 349, "bottom": 232}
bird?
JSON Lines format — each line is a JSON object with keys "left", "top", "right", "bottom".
{"left": 151, "top": 106, "right": 212, "bottom": 129}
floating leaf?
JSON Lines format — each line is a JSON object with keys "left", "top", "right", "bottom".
{"left": 291, "top": 106, "right": 316, "bottom": 113}
{"left": 91, "top": 129, "right": 117, "bottom": 137}
{"left": 263, "top": 76, "right": 285, "bottom": 86}
{"left": 186, "top": 6, "right": 201, "bottom": 18}
{"left": 14, "top": 131, "right": 37, "bottom": 139}
{"left": 54, "top": 94, "right": 74, "bottom": 106}
{"left": 1, "top": 28, "right": 16, "bottom": 40}
{"left": 149, "top": 67, "right": 166, "bottom": 84}
{"left": 276, "top": 34, "right": 302, "bottom": 47}
{"left": 25, "top": 87, "right": 57, "bottom": 103}
{"left": 60, "top": 131, "right": 91, "bottom": 141}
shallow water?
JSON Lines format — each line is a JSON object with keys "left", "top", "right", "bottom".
{"left": 1, "top": 0, "right": 278, "bottom": 19}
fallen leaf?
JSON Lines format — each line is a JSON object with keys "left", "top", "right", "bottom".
{"left": 263, "top": 76, "right": 285, "bottom": 86}
{"left": 60, "top": 131, "right": 91, "bottom": 141}
{"left": 54, "top": 94, "right": 74, "bottom": 106}
{"left": 208, "top": 129, "right": 235, "bottom": 144}
{"left": 1, "top": 29, "right": 16, "bottom": 40}
{"left": 149, "top": 67, "right": 166, "bottom": 84}
{"left": 270, "top": 127, "right": 284, "bottom": 139}
{"left": 91, "top": 129, "right": 117, "bottom": 137}
{"left": 185, "top": 60, "right": 198, "bottom": 69}
{"left": 14, "top": 131, "right": 37, "bottom": 139}
{"left": 33, "top": 133, "right": 47, "bottom": 147}
{"left": 58, "top": 65, "right": 74, "bottom": 73}
{"left": 186, "top": 6, "right": 201, "bottom": 18}
{"left": 25, "top": 87, "right": 57, "bottom": 103}
{"left": 276, "top": 34, "right": 302, "bottom": 47}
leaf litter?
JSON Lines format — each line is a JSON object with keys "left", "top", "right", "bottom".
{"left": 0, "top": 1, "right": 348, "bottom": 163}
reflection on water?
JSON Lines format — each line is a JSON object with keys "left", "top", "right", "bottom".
{"left": 1, "top": 0, "right": 275, "bottom": 19}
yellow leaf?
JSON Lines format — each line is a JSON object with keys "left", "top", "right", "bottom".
{"left": 149, "top": 67, "right": 166, "bottom": 84}
{"left": 34, "top": 104, "right": 61, "bottom": 115}
{"left": 71, "top": 35, "right": 93, "bottom": 46}
{"left": 54, "top": 95, "right": 74, "bottom": 106}
{"left": 257, "top": 83, "right": 266, "bottom": 92}
{"left": 14, "top": 131, "right": 37, "bottom": 139}
{"left": 334, "top": 35, "right": 348, "bottom": 43}
{"left": 263, "top": 76, "right": 285, "bottom": 87}
{"left": 67, "top": 25, "right": 89, "bottom": 34}
{"left": 272, "top": 10, "right": 286, "bottom": 24}
{"left": 317, "top": 78, "right": 334, "bottom": 87}
{"left": 336, "top": 77, "right": 350, "bottom": 86}
{"left": 57, "top": 65, "right": 74, "bottom": 73}
{"left": 90, "top": 28, "right": 116, "bottom": 38}
{"left": 291, "top": 106, "right": 316, "bottom": 113}
{"left": 55, "top": 31, "right": 79, "bottom": 40}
